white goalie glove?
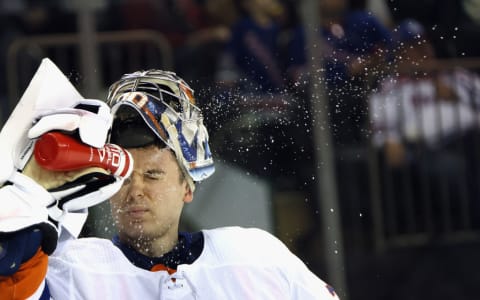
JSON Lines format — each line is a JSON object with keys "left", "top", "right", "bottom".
{"left": 0, "top": 59, "right": 132, "bottom": 255}
{"left": 0, "top": 99, "right": 132, "bottom": 254}
{"left": 0, "top": 172, "right": 57, "bottom": 254}
{"left": 28, "top": 99, "right": 112, "bottom": 149}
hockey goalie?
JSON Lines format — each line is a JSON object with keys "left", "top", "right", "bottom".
{"left": 0, "top": 59, "right": 339, "bottom": 300}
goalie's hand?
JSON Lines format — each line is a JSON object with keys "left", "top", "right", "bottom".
{"left": 0, "top": 98, "right": 131, "bottom": 255}
{"left": 28, "top": 99, "right": 112, "bottom": 148}
{"left": 24, "top": 135, "right": 132, "bottom": 239}
{"left": 0, "top": 148, "right": 131, "bottom": 254}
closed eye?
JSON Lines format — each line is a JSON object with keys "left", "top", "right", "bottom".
{"left": 144, "top": 170, "right": 164, "bottom": 180}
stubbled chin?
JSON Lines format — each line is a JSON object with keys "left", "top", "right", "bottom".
{"left": 116, "top": 219, "right": 145, "bottom": 236}
{"left": 122, "top": 228, "right": 146, "bottom": 241}
{"left": 121, "top": 221, "right": 160, "bottom": 241}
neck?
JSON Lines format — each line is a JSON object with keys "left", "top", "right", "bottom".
{"left": 121, "top": 229, "right": 179, "bottom": 257}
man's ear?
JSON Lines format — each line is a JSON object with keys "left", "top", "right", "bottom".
{"left": 183, "top": 183, "right": 193, "bottom": 203}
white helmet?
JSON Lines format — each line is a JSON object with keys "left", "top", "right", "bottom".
{"left": 107, "top": 70, "right": 215, "bottom": 190}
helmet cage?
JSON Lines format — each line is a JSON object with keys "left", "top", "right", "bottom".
{"left": 107, "top": 70, "right": 214, "bottom": 187}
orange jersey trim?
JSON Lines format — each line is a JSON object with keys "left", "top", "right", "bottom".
{"left": 151, "top": 263, "right": 176, "bottom": 275}
{"left": 0, "top": 248, "right": 48, "bottom": 300}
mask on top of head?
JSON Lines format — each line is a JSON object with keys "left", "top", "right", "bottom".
{"left": 107, "top": 70, "right": 215, "bottom": 191}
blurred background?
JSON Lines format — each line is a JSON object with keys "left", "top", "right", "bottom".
{"left": 2, "top": 0, "right": 480, "bottom": 299}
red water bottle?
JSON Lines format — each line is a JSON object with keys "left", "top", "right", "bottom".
{"left": 34, "top": 132, "right": 133, "bottom": 178}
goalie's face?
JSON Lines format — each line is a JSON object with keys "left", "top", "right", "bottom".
{"left": 109, "top": 144, "right": 193, "bottom": 251}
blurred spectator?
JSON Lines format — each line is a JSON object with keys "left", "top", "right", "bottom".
{"left": 370, "top": 19, "right": 480, "bottom": 167}
{"left": 276, "top": 0, "right": 310, "bottom": 92}
{"left": 211, "top": 0, "right": 292, "bottom": 130}
{"left": 384, "top": 0, "right": 442, "bottom": 53}
{"left": 385, "top": 0, "right": 480, "bottom": 58}
{"left": 116, "top": 0, "right": 215, "bottom": 45}
{"left": 115, "top": 0, "right": 235, "bottom": 83}
{"left": 289, "top": 0, "right": 392, "bottom": 145}
{"left": 220, "top": 0, "right": 307, "bottom": 94}
{"left": 207, "top": 0, "right": 318, "bottom": 187}
{"left": 215, "top": 0, "right": 287, "bottom": 94}
{"left": 365, "top": 0, "right": 393, "bottom": 27}
{"left": 369, "top": 19, "right": 480, "bottom": 231}
{"left": 117, "top": 0, "right": 187, "bottom": 45}
{"left": 175, "top": 0, "right": 236, "bottom": 86}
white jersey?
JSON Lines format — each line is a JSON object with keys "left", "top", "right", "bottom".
{"left": 369, "top": 68, "right": 480, "bottom": 148}
{"left": 46, "top": 226, "right": 339, "bottom": 300}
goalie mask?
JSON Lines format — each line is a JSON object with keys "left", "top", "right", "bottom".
{"left": 107, "top": 70, "right": 215, "bottom": 191}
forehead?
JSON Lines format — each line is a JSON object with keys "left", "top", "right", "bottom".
{"left": 127, "top": 146, "right": 178, "bottom": 170}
